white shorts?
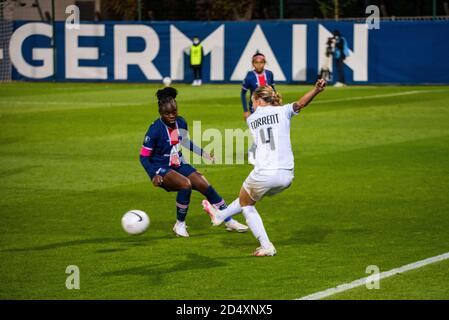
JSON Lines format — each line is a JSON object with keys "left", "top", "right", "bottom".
{"left": 242, "top": 169, "right": 294, "bottom": 202}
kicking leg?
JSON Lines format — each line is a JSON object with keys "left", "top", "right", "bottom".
{"left": 207, "top": 186, "right": 252, "bottom": 222}
{"left": 215, "top": 198, "right": 243, "bottom": 221}
{"left": 188, "top": 172, "right": 248, "bottom": 232}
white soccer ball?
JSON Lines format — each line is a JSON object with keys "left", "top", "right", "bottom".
{"left": 121, "top": 210, "right": 150, "bottom": 235}
{"left": 162, "top": 76, "right": 172, "bottom": 87}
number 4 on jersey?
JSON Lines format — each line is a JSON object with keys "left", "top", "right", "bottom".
{"left": 259, "top": 127, "right": 275, "bottom": 150}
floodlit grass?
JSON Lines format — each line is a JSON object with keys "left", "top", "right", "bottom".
{"left": 0, "top": 82, "right": 448, "bottom": 299}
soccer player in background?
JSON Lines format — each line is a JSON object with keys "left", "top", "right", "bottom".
{"left": 203, "top": 80, "right": 326, "bottom": 256}
{"left": 140, "top": 87, "right": 248, "bottom": 237}
{"left": 241, "top": 52, "right": 276, "bottom": 165}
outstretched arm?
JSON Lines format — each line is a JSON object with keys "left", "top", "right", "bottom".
{"left": 293, "top": 79, "right": 326, "bottom": 113}
{"left": 181, "top": 137, "right": 215, "bottom": 163}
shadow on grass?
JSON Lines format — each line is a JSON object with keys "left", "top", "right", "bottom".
{"left": 95, "top": 248, "right": 129, "bottom": 253}
{"left": 101, "top": 253, "right": 227, "bottom": 285}
{"left": 2, "top": 225, "right": 369, "bottom": 253}
{"left": 0, "top": 165, "right": 42, "bottom": 178}
{"left": 216, "top": 225, "right": 335, "bottom": 248}
{"left": 2, "top": 232, "right": 211, "bottom": 253}
{"left": 2, "top": 237, "right": 140, "bottom": 252}
{"left": 276, "top": 226, "right": 370, "bottom": 247}
{"left": 276, "top": 226, "right": 334, "bottom": 246}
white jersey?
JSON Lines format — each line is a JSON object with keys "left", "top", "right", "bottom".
{"left": 246, "top": 103, "right": 298, "bottom": 172}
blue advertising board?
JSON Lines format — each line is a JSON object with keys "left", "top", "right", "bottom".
{"left": 8, "top": 20, "right": 449, "bottom": 84}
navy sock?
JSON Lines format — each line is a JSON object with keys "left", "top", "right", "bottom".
{"left": 204, "top": 185, "right": 231, "bottom": 222}
{"left": 176, "top": 188, "right": 192, "bottom": 222}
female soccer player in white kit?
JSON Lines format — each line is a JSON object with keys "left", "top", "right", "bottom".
{"left": 202, "top": 79, "right": 326, "bottom": 256}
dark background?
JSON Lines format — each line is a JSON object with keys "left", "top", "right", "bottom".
{"left": 94, "top": 0, "right": 449, "bottom": 21}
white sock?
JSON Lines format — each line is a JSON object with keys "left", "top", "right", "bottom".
{"left": 217, "top": 198, "right": 242, "bottom": 221}
{"left": 241, "top": 205, "right": 271, "bottom": 248}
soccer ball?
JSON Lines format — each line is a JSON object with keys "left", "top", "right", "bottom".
{"left": 121, "top": 210, "right": 150, "bottom": 235}
{"left": 162, "top": 76, "right": 172, "bottom": 87}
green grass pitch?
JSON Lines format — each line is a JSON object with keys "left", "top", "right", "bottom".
{"left": 0, "top": 82, "right": 448, "bottom": 300}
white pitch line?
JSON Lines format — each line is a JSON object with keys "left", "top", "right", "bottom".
{"left": 297, "top": 251, "right": 449, "bottom": 300}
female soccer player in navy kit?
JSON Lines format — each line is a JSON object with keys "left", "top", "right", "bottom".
{"left": 241, "top": 52, "right": 275, "bottom": 120}
{"left": 140, "top": 87, "right": 248, "bottom": 237}
{"left": 241, "top": 52, "right": 276, "bottom": 165}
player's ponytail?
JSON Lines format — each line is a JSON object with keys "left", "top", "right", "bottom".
{"left": 156, "top": 87, "right": 178, "bottom": 111}
{"left": 271, "top": 91, "right": 282, "bottom": 106}
{"left": 253, "top": 85, "right": 282, "bottom": 106}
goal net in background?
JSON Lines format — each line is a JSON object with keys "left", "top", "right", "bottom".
{"left": 0, "top": 0, "right": 14, "bottom": 82}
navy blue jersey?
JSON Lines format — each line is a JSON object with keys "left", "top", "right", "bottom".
{"left": 241, "top": 70, "right": 275, "bottom": 113}
{"left": 140, "top": 116, "right": 203, "bottom": 178}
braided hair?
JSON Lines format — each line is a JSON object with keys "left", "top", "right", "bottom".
{"left": 253, "top": 85, "right": 282, "bottom": 106}
{"left": 156, "top": 87, "right": 177, "bottom": 112}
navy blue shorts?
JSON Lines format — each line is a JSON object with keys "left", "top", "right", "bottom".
{"left": 149, "top": 163, "right": 197, "bottom": 180}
